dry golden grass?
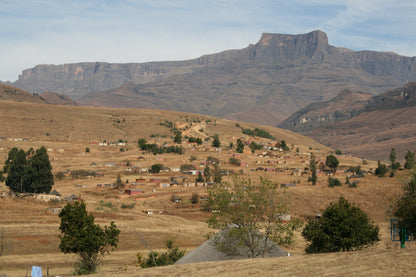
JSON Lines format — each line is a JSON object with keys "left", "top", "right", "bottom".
{"left": 0, "top": 101, "right": 412, "bottom": 276}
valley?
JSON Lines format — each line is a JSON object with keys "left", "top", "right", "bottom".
{"left": 0, "top": 101, "right": 412, "bottom": 276}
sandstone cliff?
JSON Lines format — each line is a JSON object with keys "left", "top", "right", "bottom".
{"left": 8, "top": 30, "right": 416, "bottom": 125}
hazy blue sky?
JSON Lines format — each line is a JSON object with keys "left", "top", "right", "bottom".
{"left": 1, "top": 0, "right": 415, "bottom": 81}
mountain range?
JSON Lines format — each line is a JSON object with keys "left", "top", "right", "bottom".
{"left": 6, "top": 30, "right": 416, "bottom": 127}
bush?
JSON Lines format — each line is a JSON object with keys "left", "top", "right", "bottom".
{"left": 302, "top": 196, "right": 379, "bottom": 253}
{"left": 328, "top": 177, "right": 342, "bottom": 187}
{"left": 121, "top": 203, "right": 135, "bottom": 209}
{"left": 138, "top": 240, "right": 185, "bottom": 268}
{"left": 191, "top": 193, "right": 200, "bottom": 204}
{"left": 375, "top": 161, "right": 388, "bottom": 177}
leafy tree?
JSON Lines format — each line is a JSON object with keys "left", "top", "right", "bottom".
{"left": 85, "top": 147, "right": 90, "bottom": 153}
{"left": 138, "top": 138, "right": 147, "bottom": 150}
{"left": 26, "top": 147, "right": 54, "bottom": 193}
{"left": 236, "top": 138, "right": 244, "bottom": 153}
{"left": 375, "top": 160, "right": 388, "bottom": 177}
{"left": 335, "top": 149, "right": 342, "bottom": 155}
{"left": 393, "top": 173, "right": 416, "bottom": 234}
{"left": 249, "top": 141, "right": 262, "bottom": 153}
{"left": 204, "top": 166, "right": 211, "bottom": 183}
{"left": 138, "top": 240, "right": 185, "bottom": 268}
{"left": 308, "top": 154, "right": 317, "bottom": 186}
{"left": 59, "top": 201, "right": 120, "bottom": 274}
{"left": 191, "top": 192, "right": 200, "bottom": 204}
{"left": 212, "top": 134, "right": 221, "bottom": 148}
{"left": 212, "top": 164, "right": 222, "bottom": 183}
{"left": 302, "top": 196, "right": 379, "bottom": 253}
{"left": 4, "top": 149, "right": 27, "bottom": 192}
{"left": 328, "top": 177, "right": 342, "bottom": 187}
{"left": 404, "top": 150, "right": 415, "bottom": 170}
{"left": 173, "top": 133, "right": 182, "bottom": 144}
{"left": 151, "top": 164, "right": 163, "bottom": 173}
{"left": 206, "top": 177, "right": 298, "bottom": 258}
{"left": 279, "top": 140, "right": 289, "bottom": 151}
{"left": 3, "top": 147, "right": 53, "bottom": 193}
{"left": 113, "top": 173, "right": 124, "bottom": 189}
{"left": 389, "top": 148, "right": 400, "bottom": 171}
{"left": 348, "top": 165, "right": 364, "bottom": 177}
{"left": 326, "top": 154, "right": 339, "bottom": 175}
{"left": 196, "top": 172, "right": 204, "bottom": 182}
{"left": 229, "top": 157, "right": 241, "bottom": 166}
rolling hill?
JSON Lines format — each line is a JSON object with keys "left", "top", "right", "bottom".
{"left": 0, "top": 100, "right": 412, "bottom": 276}
{"left": 279, "top": 83, "right": 416, "bottom": 160}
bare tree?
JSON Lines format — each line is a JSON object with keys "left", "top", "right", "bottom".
{"left": 137, "top": 231, "right": 157, "bottom": 267}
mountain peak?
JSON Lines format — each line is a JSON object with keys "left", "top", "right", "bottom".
{"left": 251, "top": 30, "right": 330, "bottom": 64}
{"left": 258, "top": 30, "right": 328, "bottom": 47}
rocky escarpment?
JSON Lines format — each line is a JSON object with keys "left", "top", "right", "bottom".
{"left": 7, "top": 30, "right": 416, "bottom": 126}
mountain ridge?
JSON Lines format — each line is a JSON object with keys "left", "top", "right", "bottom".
{"left": 5, "top": 30, "right": 416, "bottom": 126}
{"left": 279, "top": 83, "right": 416, "bottom": 160}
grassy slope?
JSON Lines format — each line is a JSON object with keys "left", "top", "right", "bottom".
{"left": 0, "top": 101, "right": 412, "bottom": 276}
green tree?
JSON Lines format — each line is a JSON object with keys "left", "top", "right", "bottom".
{"left": 4, "top": 149, "right": 27, "bottom": 192}
{"left": 389, "top": 148, "right": 400, "bottom": 171}
{"left": 212, "top": 134, "right": 221, "bottom": 148}
{"left": 393, "top": 173, "right": 416, "bottom": 234}
{"left": 138, "top": 138, "right": 147, "bottom": 150}
{"left": 151, "top": 164, "right": 163, "bottom": 173}
{"left": 302, "top": 196, "right": 379, "bottom": 253}
{"left": 335, "top": 149, "right": 342, "bottom": 155}
{"left": 59, "top": 201, "right": 120, "bottom": 274}
{"left": 138, "top": 240, "right": 185, "bottom": 268}
{"left": 196, "top": 172, "right": 204, "bottom": 182}
{"left": 236, "top": 139, "right": 244, "bottom": 153}
{"left": 279, "top": 140, "right": 289, "bottom": 151}
{"left": 308, "top": 154, "right": 317, "bottom": 186}
{"left": 328, "top": 177, "right": 342, "bottom": 187}
{"left": 26, "top": 146, "right": 54, "bottom": 193}
{"left": 212, "top": 164, "right": 222, "bottom": 183}
{"left": 404, "top": 150, "right": 415, "bottom": 170}
{"left": 191, "top": 192, "right": 200, "bottom": 204}
{"left": 206, "top": 177, "right": 298, "bottom": 258}
{"left": 375, "top": 160, "right": 388, "bottom": 177}
{"left": 204, "top": 166, "right": 211, "bottom": 183}
{"left": 173, "top": 133, "right": 182, "bottom": 144}
{"left": 113, "top": 173, "right": 124, "bottom": 189}
{"left": 326, "top": 154, "right": 339, "bottom": 175}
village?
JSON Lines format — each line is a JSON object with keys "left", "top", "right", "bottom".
{"left": 0, "top": 119, "right": 372, "bottom": 210}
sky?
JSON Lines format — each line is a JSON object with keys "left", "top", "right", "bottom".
{"left": 1, "top": 0, "right": 416, "bottom": 82}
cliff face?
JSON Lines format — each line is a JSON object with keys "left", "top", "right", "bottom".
{"left": 8, "top": 30, "right": 416, "bottom": 126}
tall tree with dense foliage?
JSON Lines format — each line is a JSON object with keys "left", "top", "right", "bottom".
{"left": 2, "top": 147, "right": 53, "bottom": 193}
{"left": 404, "top": 150, "right": 416, "bottom": 170}
{"left": 212, "top": 134, "right": 221, "bottom": 148}
{"left": 236, "top": 138, "right": 244, "bottom": 153}
{"left": 26, "top": 147, "right": 54, "bottom": 193}
{"left": 302, "top": 196, "right": 379, "bottom": 253}
{"left": 206, "top": 177, "right": 299, "bottom": 258}
{"left": 393, "top": 173, "right": 416, "bottom": 234}
{"left": 325, "top": 154, "right": 339, "bottom": 175}
{"left": 389, "top": 148, "right": 400, "bottom": 171}
{"left": 59, "top": 201, "right": 120, "bottom": 274}
{"left": 308, "top": 154, "right": 317, "bottom": 186}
